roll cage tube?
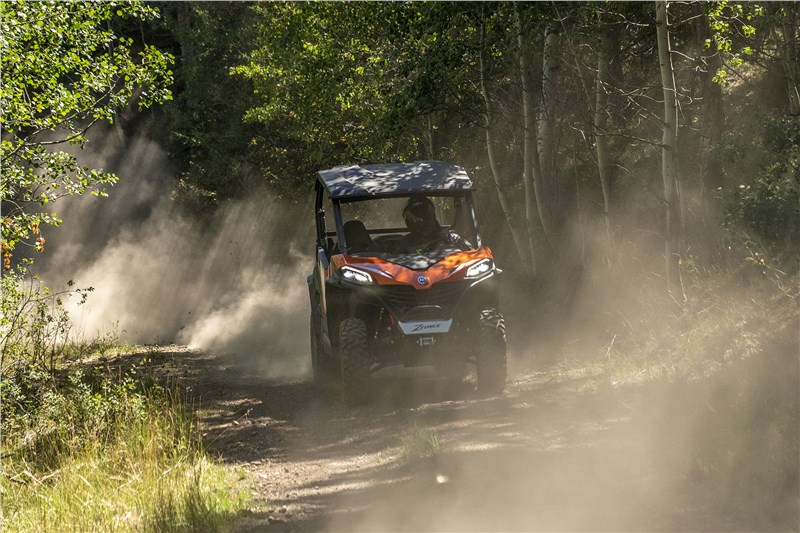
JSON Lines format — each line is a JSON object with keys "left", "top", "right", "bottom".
{"left": 331, "top": 198, "right": 347, "bottom": 253}
{"left": 315, "top": 180, "right": 326, "bottom": 248}
{"left": 316, "top": 179, "right": 349, "bottom": 255}
{"left": 465, "top": 193, "right": 482, "bottom": 248}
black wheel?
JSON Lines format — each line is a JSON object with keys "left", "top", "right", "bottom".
{"left": 477, "top": 309, "right": 507, "bottom": 394}
{"left": 339, "top": 318, "right": 371, "bottom": 405}
{"left": 310, "top": 312, "right": 335, "bottom": 386}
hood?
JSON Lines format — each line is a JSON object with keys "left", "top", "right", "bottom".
{"left": 362, "top": 249, "right": 459, "bottom": 270}
{"left": 331, "top": 248, "right": 494, "bottom": 287}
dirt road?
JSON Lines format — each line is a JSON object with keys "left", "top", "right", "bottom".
{"left": 159, "top": 346, "right": 795, "bottom": 532}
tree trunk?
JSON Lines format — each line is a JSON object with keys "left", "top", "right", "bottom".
{"left": 655, "top": 0, "right": 684, "bottom": 299}
{"left": 532, "top": 21, "right": 558, "bottom": 241}
{"left": 479, "top": 21, "right": 534, "bottom": 274}
{"left": 177, "top": 3, "right": 195, "bottom": 66}
{"left": 779, "top": 6, "right": 800, "bottom": 114}
{"left": 594, "top": 19, "right": 615, "bottom": 258}
{"left": 515, "top": 4, "right": 543, "bottom": 268}
{"left": 426, "top": 113, "right": 436, "bottom": 159}
{"left": 538, "top": 23, "right": 559, "bottom": 193}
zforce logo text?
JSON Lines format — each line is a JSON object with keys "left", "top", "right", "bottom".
{"left": 412, "top": 323, "right": 440, "bottom": 332}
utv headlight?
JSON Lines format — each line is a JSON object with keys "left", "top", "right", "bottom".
{"left": 341, "top": 266, "right": 374, "bottom": 284}
{"left": 465, "top": 258, "right": 494, "bottom": 279}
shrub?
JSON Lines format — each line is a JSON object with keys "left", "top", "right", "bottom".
{"left": 724, "top": 114, "right": 800, "bottom": 274}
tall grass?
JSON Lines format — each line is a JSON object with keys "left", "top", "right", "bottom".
{"left": 1, "top": 363, "right": 248, "bottom": 532}
{"left": 1, "top": 267, "right": 248, "bottom": 531}
{"left": 593, "top": 261, "right": 797, "bottom": 387}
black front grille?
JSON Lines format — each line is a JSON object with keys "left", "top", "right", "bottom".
{"left": 376, "top": 281, "right": 468, "bottom": 320}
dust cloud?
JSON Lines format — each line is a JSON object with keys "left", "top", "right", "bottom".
{"left": 303, "top": 213, "right": 798, "bottom": 531}
{"left": 36, "top": 129, "right": 798, "bottom": 530}
{"left": 39, "top": 131, "right": 313, "bottom": 379}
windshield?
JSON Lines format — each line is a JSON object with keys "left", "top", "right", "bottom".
{"left": 335, "top": 194, "right": 479, "bottom": 266}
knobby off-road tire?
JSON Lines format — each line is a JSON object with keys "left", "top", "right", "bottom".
{"left": 477, "top": 309, "right": 507, "bottom": 395}
{"left": 310, "top": 312, "right": 335, "bottom": 387}
{"left": 339, "top": 318, "right": 371, "bottom": 405}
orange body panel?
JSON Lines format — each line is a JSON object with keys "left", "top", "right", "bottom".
{"left": 329, "top": 247, "right": 494, "bottom": 289}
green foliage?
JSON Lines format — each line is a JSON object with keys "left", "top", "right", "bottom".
{"left": 724, "top": 115, "right": 800, "bottom": 272}
{"left": 1, "top": 364, "right": 151, "bottom": 467}
{"left": 706, "top": 1, "right": 762, "bottom": 84}
{"left": 155, "top": 2, "right": 262, "bottom": 210}
{"left": 0, "top": 261, "right": 94, "bottom": 376}
{"left": 231, "top": 2, "right": 410, "bottom": 187}
{"left": 0, "top": 0, "right": 173, "bottom": 264}
{"left": 152, "top": 1, "right": 799, "bottom": 283}
{"left": 148, "top": 2, "right": 520, "bottom": 204}
{"left": 213, "top": 2, "right": 488, "bottom": 196}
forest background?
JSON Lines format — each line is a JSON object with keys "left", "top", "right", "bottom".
{"left": 1, "top": 1, "right": 798, "bottom": 531}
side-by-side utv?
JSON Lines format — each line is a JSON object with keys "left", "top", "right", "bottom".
{"left": 307, "top": 161, "right": 505, "bottom": 404}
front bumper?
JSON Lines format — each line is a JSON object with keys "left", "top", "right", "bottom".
{"left": 325, "top": 270, "right": 501, "bottom": 348}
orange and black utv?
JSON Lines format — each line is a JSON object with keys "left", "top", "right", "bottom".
{"left": 307, "top": 161, "right": 506, "bottom": 404}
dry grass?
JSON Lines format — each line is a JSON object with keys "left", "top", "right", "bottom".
{"left": 1, "top": 355, "right": 249, "bottom": 532}
{"left": 398, "top": 422, "right": 442, "bottom": 462}
{"left": 585, "top": 264, "right": 798, "bottom": 388}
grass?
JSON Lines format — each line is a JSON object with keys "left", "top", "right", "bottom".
{"left": 1, "top": 353, "right": 249, "bottom": 532}
{"left": 586, "top": 264, "right": 797, "bottom": 388}
{"left": 0, "top": 270, "right": 248, "bottom": 531}
{"left": 398, "top": 422, "right": 442, "bottom": 462}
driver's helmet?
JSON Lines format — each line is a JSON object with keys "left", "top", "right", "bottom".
{"left": 403, "top": 196, "right": 437, "bottom": 233}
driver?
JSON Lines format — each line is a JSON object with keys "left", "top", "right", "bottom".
{"left": 400, "top": 196, "right": 470, "bottom": 254}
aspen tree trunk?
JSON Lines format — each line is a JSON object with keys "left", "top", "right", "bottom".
{"left": 515, "top": 4, "right": 543, "bottom": 267}
{"left": 426, "top": 113, "right": 437, "bottom": 159}
{"left": 655, "top": 0, "right": 684, "bottom": 298}
{"left": 538, "top": 24, "right": 559, "bottom": 197}
{"left": 594, "top": 21, "right": 614, "bottom": 258}
{"left": 177, "top": 3, "right": 194, "bottom": 65}
{"left": 526, "top": 21, "right": 557, "bottom": 242}
{"left": 479, "top": 21, "right": 534, "bottom": 274}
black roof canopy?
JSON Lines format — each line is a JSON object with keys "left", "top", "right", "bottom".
{"left": 317, "top": 161, "right": 473, "bottom": 200}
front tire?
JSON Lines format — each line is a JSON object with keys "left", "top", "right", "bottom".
{"left": 339, "top": 318, "right": 371, "bottom": 405}
{"left": 477, "top": 309, "right": 507, "bottom": 394}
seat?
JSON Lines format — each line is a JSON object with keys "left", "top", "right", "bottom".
{"left": 343, "top": 220, "right": 379, "bottom": 253}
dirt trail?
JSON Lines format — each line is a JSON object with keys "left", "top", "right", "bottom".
{"left": 156, "top": 347, "right": 793, "bottom": 532}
